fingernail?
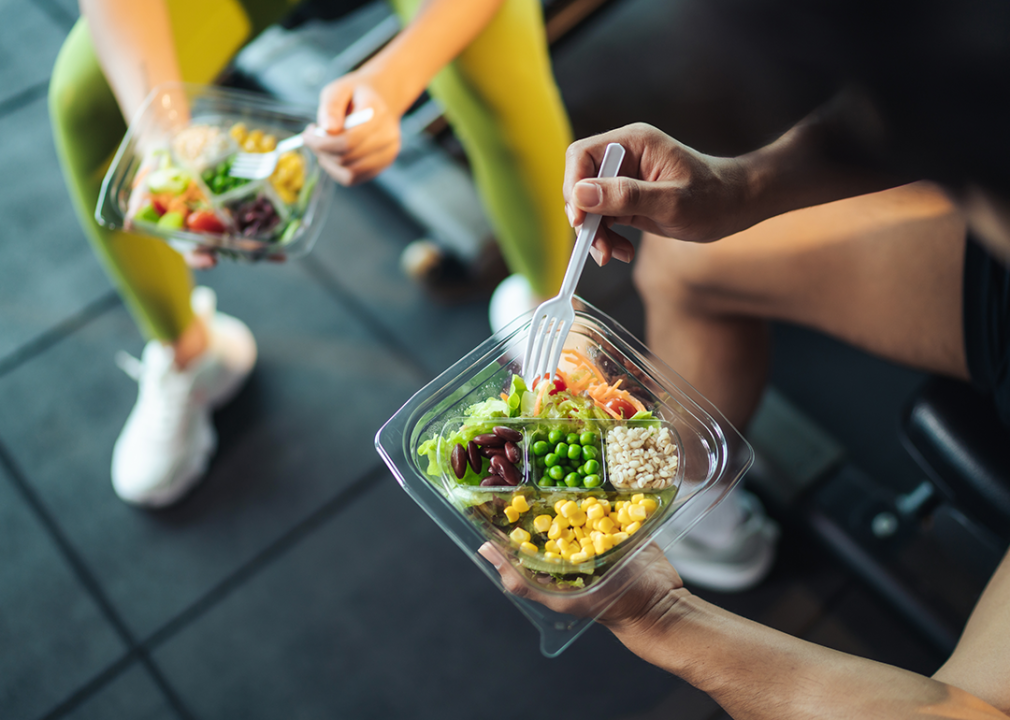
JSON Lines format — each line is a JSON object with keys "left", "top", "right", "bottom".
{"left": 479, "top": 543, "right": 504, "bottom": 569}
{"left": 589, "top": 245, "right": 603, "bottom": 266}
{"left": 574, "top": 181, "right": 601, "bottom": 209}
{"left": 565, "top": 203, "right": 575, "bottom": 227}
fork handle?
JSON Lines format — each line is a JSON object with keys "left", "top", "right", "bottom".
{"left": 558, "top": 142, "right": 626, "bottom": 299}
{"left": 276, "top": 134, "right": 305, "bottom": 154}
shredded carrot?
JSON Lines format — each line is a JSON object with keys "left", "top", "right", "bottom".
{"left": 500, "top": 392, "right": 509, "bottom": 402}
{"left": 532, "top": 376, "right": 552, "bottom": 416}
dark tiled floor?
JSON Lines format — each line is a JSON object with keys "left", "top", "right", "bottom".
{"left": 1, "top": 0, "right": 960, "bottom": 718}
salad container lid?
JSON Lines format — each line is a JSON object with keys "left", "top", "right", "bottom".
{"left": 375, "top": 297, "right": 752, "bottom": 656}
{"left": 95, "top": 83, "right": 331, "bottom": 261}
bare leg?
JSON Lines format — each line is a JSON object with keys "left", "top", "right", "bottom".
{"left": 634, "top": 182, "right": 969, "bottom": 431}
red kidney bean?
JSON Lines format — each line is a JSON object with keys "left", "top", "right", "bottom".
{"left": 493, "top": 426, "right": 522, "bottom": 443}
{"left": 504, "top": 441, "right": 519, "bottom": 464}
{"left": 480, "top": 446, "right": 506, "bottom": 458}
{"left": 489, "top": 454, "right": 508, "bottom": 477}
{"left": 500, "top": 462, "right": 522, "bottom": 486}
{"left": 451, "top": 444, "right": 467, "bottom": 479}
{"left": 473, "top": 433, "right": 505, "bottom": 447}
{"left": 467, "top": 441, "right": 482, "bottom": 474}
{"left": 480, "top": 476, "right": 506, "bottom": 487}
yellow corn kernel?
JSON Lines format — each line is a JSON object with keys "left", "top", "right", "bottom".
{"left": 580, "top": 497, "right": 598, "bottom": 510}
{"left": 556, "top": 537, "right": 572, "bottom": 554}
{"left": 590, "top": 530, "right": 604, "bottom": 542}
{"left": 229, "top": 122, "right": 248, "bottom": 143}
{"left": 259, "top": 133, "right": 277, "bottom": 152}
{"left": 554, "top": 499, "right": 568, "bottom": 514}
{"left": 519, "top": 541, "right": 538, "bottom": 556}
{"left": 596, "top": 517, "right": 616, "bottom": 534}
{"left": 612, "top": 531, "right": 630, "bottom": 544}
{"left": 569, "top": 511, "right": 587, "bottom": 527}
{"left": 640, "top": 498, "right": 658, "bottom": 515}
{"left": 561, "top": 546, "right": 576, "bottom": 560}
{"left": 533, "top": 514, "right": 553, "bottom": 533}
{"left": 632, "top": 493, "right": 645, "bottom": 504}
{"left": 586, "top": 504, "right": 605, "bottom": 521}
{"left": 614, "top": 500, "right": 627, "bottom": 512}
{"left": 581, "top": 544, "right": 596, "bottom": 558}
{"left": 626, "top": 521, "right": 642, "bottom": 535}
{"left": 629, "top": 504, "right": 648, "bottom": 522}
{"left": 572, "top": 526, "right": 585, "bottom": 540}
{"left": 512, "top": 495, "right": 531, "bottom": 513}
{"left": 570, "top": 551, "right": 589, "bottom": 563}
{"left": 553, "top": 514, "right": 570, "bottom": 529}
{"left": 510, "top": 527, "right": 531, "bottom": 544}
{"left": 545, "top": 540, "right": 560, "bottom": 554}
{"left": 617, "top": 507, "right": 631, "bottom": 525}
{"left": 597, "top": 499, "right": 611, "bottom": 513}
{"left": 594, "top": 535, "right": 614, "bottom": 555}
{"left": 583, "top": 518, "right": 596, "bottom": 532}
{"left": 560, "top": 501, "right": 579, "bottom": 518}
{"left": 562, "top": 528, "right": 576, "bottom": 543}
{"left": 504, "top": 506, "right": 521, "bottom": 523}
{"left": 579, "top": 536, "right": 594, "bottom": 549}
{"left": 544, "top": 552, "right": 562, "bottom": 563}
{"left": 547, "top": 523, "right": 563, "bottom": 540}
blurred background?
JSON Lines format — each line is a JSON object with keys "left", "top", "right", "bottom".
{"left": 2, "top": 0, "right": 1001, "bottom": 718}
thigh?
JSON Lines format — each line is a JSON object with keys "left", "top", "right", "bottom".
{"left": 636, "top": 182, "right": 970, "bottom": 379}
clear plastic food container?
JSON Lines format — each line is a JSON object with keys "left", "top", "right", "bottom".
{"left": 375, "top": 298, "right": 753, "bottom": 656}
{"left": 96, "top": 83, "right": 331, "bottom": 261}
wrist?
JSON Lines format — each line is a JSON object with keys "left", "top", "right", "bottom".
{"left": 605, "top": 586, "right": 696, "bottom": 670}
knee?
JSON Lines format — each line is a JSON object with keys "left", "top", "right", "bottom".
{"left": 633, "top": 236, "right": 726, "bottom": 315}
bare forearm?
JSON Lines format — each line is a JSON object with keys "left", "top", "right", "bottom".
{"left": 737, "top": 91, "right": 910, "bottom": 229}
{"left": 611, "top": 592, "right": 1008, "bottom": 720}
{"left": 359, "top": 0, "right": 506, "bottom": 114}
{"left": 79, "top": 0, "right": 181, "bottom": 120}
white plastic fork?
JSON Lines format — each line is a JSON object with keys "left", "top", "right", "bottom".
{"left": 228, "top": 107, "right": 374, "bottom": 180}
{"left": 522, "top": 142, "right": 626, "bottom": 385}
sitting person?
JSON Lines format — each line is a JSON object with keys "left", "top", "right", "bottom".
{"left": 51, "top": 0, "right": 573, "bottom": 506}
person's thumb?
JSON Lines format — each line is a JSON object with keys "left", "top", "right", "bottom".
{"left": 317, "top": 81, "right": 354, "bottom": 133}
{"left": 573, "top": 177, "right": 664, "bottom": 220}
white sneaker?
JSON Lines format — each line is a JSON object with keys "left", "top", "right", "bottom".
{"left": 111, "top": 287, "right": 256, "bottom": 507}
{"left": 665, "top": 490, "right": 780, "bottom": 592}
{"left": 489, "top": 274, "right": 539, "bottom": 334}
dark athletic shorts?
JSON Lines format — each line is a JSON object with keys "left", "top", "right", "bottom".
{"left": 963, "top": 236, "right": 1010, "bottom": 426}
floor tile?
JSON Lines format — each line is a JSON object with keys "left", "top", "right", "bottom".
{"left": 0, "top": 0, "right": 67, "bottom": 106}
{"left": 307, "top": 182, "right": 494, "bottom": 377}
{"left": 154, "top": 477, "right": 681, "bottom": 720}
{"left": 62, "top": 664, "right": 181, "bottom": 720}
{"left": 802, "top": 583, "right": 947, "bottom": 678}
{"left": 0, "top": 97, "right": 112, "bottom": 364}
{"left": 0, "top": 462, "right": 126, "bottom": 720}
{"left": 0, "top": 261, "right": 426, "bottom": 639}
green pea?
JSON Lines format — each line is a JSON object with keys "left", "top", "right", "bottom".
{"left": 564, "top": 473, "right": 581, "bottom": 487}
{"left": 548, "top": 465, "right": 566, "bottom": 481}
{"left": 535, "top": 456, "right": 546, "bottom": 468}
{"left": 555, "top": 442, "right": 569, "bottom": 458}
{"left": 566, "top": 433, "right": 580, "bottom": 445}
{"left": 544, "top": 453, "right": 560, "bottom": 468}
{"left": 532, "top": 440, "right": 549, "bottom": 456}
{"left": 583, "top": 459, "right": 600, "bottom": 475}
{"left": 584, "top": 474, "right": 602, "bottom": 488}
{"left": 580, "top": 431, "right": 597, "bottom": 447}
{"left": 538, "top": 476, "right": 554, "bottom": 487}
{"left": 567, "top": 444, "right": 582, "bottom": 461}
{"left": 548, "top": 429, "right": 564, "bottom": 445}
{"left": 582, "top": 445, "right": 599, "bottom": 461}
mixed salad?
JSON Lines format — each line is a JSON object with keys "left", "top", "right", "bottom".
{"left": 418, "top": 349, "right": 681, "bottom": 590}
{"left": 127, "top": 121, "right": 316, "bottom": 249}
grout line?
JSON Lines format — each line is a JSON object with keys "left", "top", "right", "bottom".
{"left": 0, "top": 80, "right": 49, "bottom": 121}
{"left": 0, "top": 290, "right": 120, "bottom": 380}
{"left": 141, "top": 462, "right": 390, "bottom": 652}
{"left": 33, "top": 0, "right": 77, "bottom": 32}
{"left": 0, "top": 438, "right": 198, "bottom": 720}
{"left": 298, "top": 256, "right": 433, "bottom": 382}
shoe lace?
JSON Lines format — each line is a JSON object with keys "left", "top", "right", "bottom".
{"left": 116, "top": 351, "right": 200, "bottom": 440}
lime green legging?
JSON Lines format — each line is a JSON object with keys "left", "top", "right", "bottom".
{"left": 50, "top": 0, "right": 573, "bottom": 343}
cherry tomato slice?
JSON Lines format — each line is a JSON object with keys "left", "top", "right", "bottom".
{"left": 186, "top": 210, "right": 226, "bottom": 234}
{"left": 549, "top": 377, "right": 567, "bottom": 395}
{"left": 605, "top": 397, "right": 637, "bottom": 418}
